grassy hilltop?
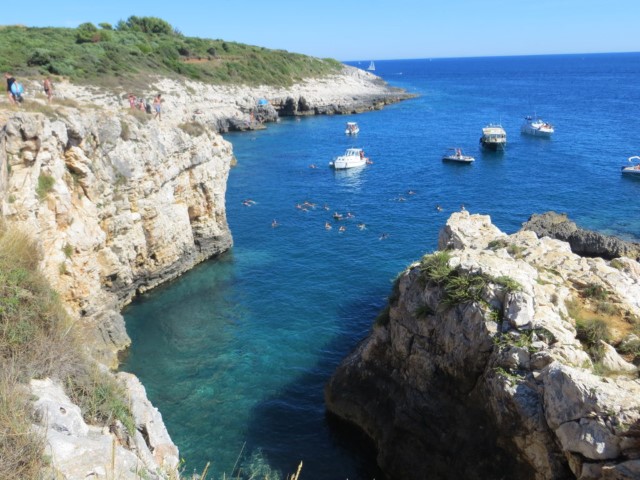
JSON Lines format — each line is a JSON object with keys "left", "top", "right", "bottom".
{"left": 0, "top": 16, "right": 342, "bottom": 88}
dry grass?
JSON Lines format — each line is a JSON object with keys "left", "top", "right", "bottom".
{"left": 0, "top": 221, "right": 135, "bottom": 477}
{"left": 0, "top": 369, "right": 45, "bottom": 480}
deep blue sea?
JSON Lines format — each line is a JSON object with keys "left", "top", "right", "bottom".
{"left": 121, "top": 53, "right": 640, "bottom": 479}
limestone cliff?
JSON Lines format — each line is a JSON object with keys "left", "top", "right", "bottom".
{"left": 1, "top": 109, "right": 233, "bottom": 366}
{"left": 1, "top": 66, "right": 410, "bottom": 479}
{"left": 326, "top": 212, "right": 640, "bottom": 480}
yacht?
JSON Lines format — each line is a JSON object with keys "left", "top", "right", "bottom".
{"left": 521, "top": 116, "right": 554, "bottom": 137}
{"left": 480, "top": 124, "right": 507, "bottom": 151}
{"left": 367, "top": 61, "right": 375, "bottom": 71}
{"left": 330, "top": 148, "right": 368, "bottom": 170}
{"left": 442, "top": 148, "right": 475, "bottom": 164}
{"left": 345, "top": 122, "right": 359, "bottom": 135}
{"left": 622, "top": 156, "right": 640, "bottom": 176}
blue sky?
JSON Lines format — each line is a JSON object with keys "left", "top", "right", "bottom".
{"left": 3, "top": 0, "right": 640, "bottom": 61}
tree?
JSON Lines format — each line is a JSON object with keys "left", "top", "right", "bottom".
{"left": 125, "top": 16, "right": 174, "bottom": 35}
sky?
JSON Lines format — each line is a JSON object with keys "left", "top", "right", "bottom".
{"left": 3, "top": 0, "right": 640, "bottom": 61}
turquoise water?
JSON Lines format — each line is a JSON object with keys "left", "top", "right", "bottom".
{"left": 121, "top": 53, "right": 640, "bottom": 479}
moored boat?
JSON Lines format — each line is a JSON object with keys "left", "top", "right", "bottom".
{"left": 480, "top": 124, "right": 507, "bottom": 150}
{"left": 330, "top": 148, "right": 368, "bottom": 170}
{"left": 622, "top": 156, "right": 640, "bottom": 176}
{"left": 521, "top": 116, "right": 554, "bottom": 137}
{"left": 442, "top": 148, "right": 475, "bottom": 164}
{"left": 345, "top": 122, "right": 360, "bottom": 135}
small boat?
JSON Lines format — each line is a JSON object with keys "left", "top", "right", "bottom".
{"left": 330, "top": 148, "right": 368, "bottom": 170}
{"left": 621, "top": 156, "right": 640, "bottom": 176}
{"left": 480, "top": 124, "right": 507, "bottom": 151}
{"left": 442, "top": 148, "right": 475, "bottom": 164}
{"left": 367, "top": 61, "right": 375, "bottom": 71}
{"left": 345, "top": 122, "right": 360, "bottom": 135}
{"left": 521, "top": 116, "right": 554, "bottom": 137}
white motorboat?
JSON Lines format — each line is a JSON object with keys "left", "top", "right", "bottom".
{"left": 622, "top": 156, "right": 640, "bottom": 176}
{"left": 345, "top": 122, "right": 360, "bottom": 135}
{"left": 367, "top": 61, "right": 375, "bottom": 71}
{"left": 442, "top": 148, "right": 475, "bottom": 164}
{"left": 521, "top": 116, "right": 554, "bottom": 137}
{"left": 480, "top": 124, "right": 507, "bottom": 151}
{"left": 330, "top": 148, "right": 368, "bottom": 169}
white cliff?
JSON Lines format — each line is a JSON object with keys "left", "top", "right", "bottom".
{"left": 0, "top": 67, "right": 409, "bottom": 479}
{"left": 326, "top": 211, "right": 640, "bottom": 480}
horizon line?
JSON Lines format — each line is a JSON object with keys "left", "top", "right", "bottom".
{"left": 342, "top": 50, "right": 640, "bottom": 63}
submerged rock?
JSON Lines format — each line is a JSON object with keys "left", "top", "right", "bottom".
{"left": 326, "top": 211, "right": 640, "bottom": 480}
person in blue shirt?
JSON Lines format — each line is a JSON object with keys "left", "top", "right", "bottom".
{"left": 5, "top": 73, "right": 16, "bottom": 105}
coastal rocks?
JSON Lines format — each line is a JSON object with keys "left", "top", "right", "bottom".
{"left": 326, "top": 211, "right": 640, "bottom": 480}
{"left": 30, "top": 378, "right": 178, "bottom": 479}
{"left": 522, "top": 211, "right": 640, "bottom": 261}
{"left": 1, "top": 110, "right": 233, "bottom": 366}
{"left": 39, "top": 65, "right": 413, "bottom": 134}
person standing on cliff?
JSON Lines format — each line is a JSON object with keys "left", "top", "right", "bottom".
{"left": 153, "top": 94, "right": 162, "bottom": 120}
{"left": 43, "top": 76, "right": 53, "bottom": 104}
{"left": 5, "top": 73, "right": 16, "bottom": 105}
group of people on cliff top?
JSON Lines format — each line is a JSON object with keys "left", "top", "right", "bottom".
{"left": 128, "top": 93, "right": 163, "bottom": 120}
{"left": 4, "top": 72, "right": 54, "bottom": 105}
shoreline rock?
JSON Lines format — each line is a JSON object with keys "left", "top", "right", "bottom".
{"left": 326, "top": 211, "right": 640, "bottom": 480}
{"left": 522, "top": 211, "right": 640, "bottom": 261}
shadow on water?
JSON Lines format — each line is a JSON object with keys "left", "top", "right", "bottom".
{"left": 241, "top": 294, "right": 388, "bottom": 480}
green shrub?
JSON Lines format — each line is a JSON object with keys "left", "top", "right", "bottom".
{"left": 576, "top": 317, "right": 611, "bottom": 360}
{"left": 596, "top": 301, "right": 617, "bottom": 316}
{"left": 66, "top": 367, "right": 135, "bottom": 435}
{"left": 506, "top": 244, "right": 526, "bottom": 259}
{"left": 492, "top": 275, "right": 522, "bottom": 293}
{"left": 36, "top": 173, "right": 55, "bottom": 200}
{"left": 610, "top": 259, "right": 625, "bottom": 270}
{"left": 419, "top": 251, "right": 452, "bottom": 285}
{"left": 0, "top": 24, "right": 342, "bottom": 86}
{"left": 582, "top": 283, "right": 608, "bottom": 301}
{"left": 443, "top": 271, "right": 486, "bottom": 307}
{"left": 487, "top": 238, "right": 509, "bottom": 250}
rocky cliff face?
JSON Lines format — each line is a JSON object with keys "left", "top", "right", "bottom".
{"left": 1, "top": 67, "right": 410, "bottom": 479}
{"left": 326, "top": 212, "right": 640, "bottom": 480}
{"left": 1, "top": 109, "right": 233, "bottom": 367}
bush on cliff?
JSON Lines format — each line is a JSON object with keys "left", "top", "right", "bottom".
{"left": 0, "top": 18, "right": 343, "bottom": 87}
{"left": 0, "top": 222, "right": 134, "bottom": 479}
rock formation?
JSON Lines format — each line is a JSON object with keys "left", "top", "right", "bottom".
{"left": 522, "top": 211, "right": 640, "bottom": 261}
{"left": 1, "top": 66, "right": 410, "bottom": 478}
{"left": 1, "top": 110, "right": 234, "bottom": 367}
{"left": 326, "top": 211, "right": 640, "bottom": 480}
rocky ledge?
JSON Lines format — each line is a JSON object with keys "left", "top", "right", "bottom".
{"left": 325, "top": 211, "right": 640, "bottom": 480}
{"left": 522, "top": 211, "right": 640, "bottom": 261}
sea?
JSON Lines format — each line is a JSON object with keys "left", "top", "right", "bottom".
{"left": 120, "top": 53, "right": 640, "bottom": 479}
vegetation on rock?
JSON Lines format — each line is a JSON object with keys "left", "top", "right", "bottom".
{"left": 0, "top": 222, "right": 134, "bottom": 479}
{"left": 0, "top": 17, "right": 342, "bottom": 87}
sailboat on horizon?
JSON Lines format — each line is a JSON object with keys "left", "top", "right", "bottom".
{"left": 367, "top": 61, "right": 375, "bottom": 71}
